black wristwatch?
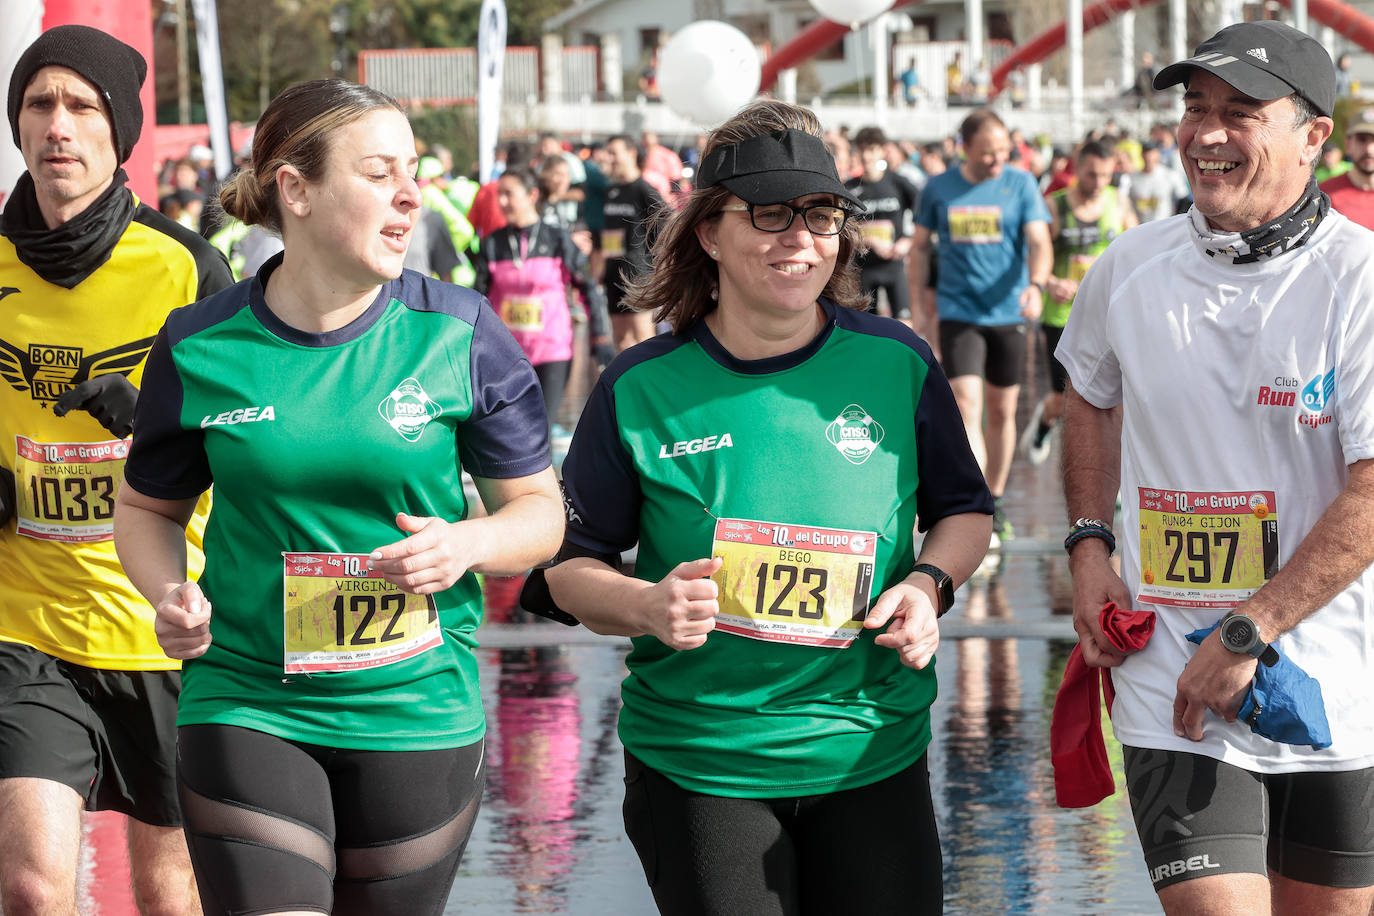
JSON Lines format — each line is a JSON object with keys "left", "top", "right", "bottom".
{"left": 1219, "top": 612, "right": 1279, "bottom": 667}
{"left": 912, "top": 563, "right": 955, "bottom": 618}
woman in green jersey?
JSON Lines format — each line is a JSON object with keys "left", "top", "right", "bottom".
{"left": 543, "top": 100, "right": 993, "bottom": 915}
{"left": 112, "top": 80, "right": 563, "bottom": 915}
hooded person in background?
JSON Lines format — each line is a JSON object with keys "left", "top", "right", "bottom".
{"left": 0, "top": 24, "right": 232, "bottom": 915}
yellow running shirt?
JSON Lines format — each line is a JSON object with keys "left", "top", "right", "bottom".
{"left": 0, "top": 203, "right": 231, "bottom": 669}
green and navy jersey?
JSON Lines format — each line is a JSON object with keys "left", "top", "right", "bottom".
{"left": 124, "top": 254, "right": 551, "bottom": 751}
{"left": 561, "top": 300, "right": 992, "bottom": 797}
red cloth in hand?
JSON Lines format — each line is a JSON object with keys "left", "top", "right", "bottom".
{"left": 1050, "top": 602, "right": 1156, "bottom": 808}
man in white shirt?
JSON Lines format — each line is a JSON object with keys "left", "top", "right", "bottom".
{"left": 1127, "top": 142, "right": 1187, "bottom": 222}
{"left": 1059, "top": 20, "right": 1374, "bottom": 915}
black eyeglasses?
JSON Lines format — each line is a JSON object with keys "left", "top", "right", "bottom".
{"left": 719, "top": 202, "right": 850, "bottom": 236}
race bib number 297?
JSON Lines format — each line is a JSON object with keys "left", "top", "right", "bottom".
{"left": 1137, "top": 488, "right": 1279, "bottom": 610}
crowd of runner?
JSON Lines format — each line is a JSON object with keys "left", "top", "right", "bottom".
{"left": 9, "top": 16, "right": 1374, "bottom": 916}
{"left": 192, "top": 108, "right": 1200, "bottom": 488}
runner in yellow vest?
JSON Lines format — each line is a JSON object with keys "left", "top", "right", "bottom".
{"left": 1022, "top": 140, "right": 1136, "bottom": 465}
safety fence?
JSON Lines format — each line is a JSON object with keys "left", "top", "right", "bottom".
{"left": 359, "top": 46, "right": 601, "bottom": 106}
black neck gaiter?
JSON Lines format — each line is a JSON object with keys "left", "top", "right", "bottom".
{"left": 1199, "top": 175, "right": 1329, "bottom": 265}
{"left": 1, "top": 168, "right": 135, "bottom": 289}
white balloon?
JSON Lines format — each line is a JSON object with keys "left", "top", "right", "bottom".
{"left": 657, "top": 21, "right": 762, "bottom": 128}
{"left": 807, "top": 0, "right": 895, "bottom": 28}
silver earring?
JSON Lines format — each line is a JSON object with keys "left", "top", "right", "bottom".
{"left": 710, "top": 286, "right": 719, "bottom": 301}
{"left": 711, "top": 249, "right": 718, "bottom": 258}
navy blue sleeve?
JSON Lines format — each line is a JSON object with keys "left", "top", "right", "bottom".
{"left": 124, "top": 326, "right": 213, "bottom": 500}
{"left": 457, "top": 299, "right": 553, "bottom": 479}
{"left": 559, "top": 371, "right": 642, "bottom": 555}
{"left": 913, "top": 349, "right": 995, "bottom": 530}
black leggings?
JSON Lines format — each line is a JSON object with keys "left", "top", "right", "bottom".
{"left": 622, "top": 750, "right": 943, "bottom": 916}
{"left": 860, "top": 259, "right": 912, "bottom": 318}
{"left": 534, "top": 359, "right": 571, "bottom": 429}
{"left": 177, "top": 724, "right": 485, "bottom": 916}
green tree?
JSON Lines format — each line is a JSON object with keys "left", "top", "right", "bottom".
{"left": 158, "top": 0, "right": 562, "bottom": 124}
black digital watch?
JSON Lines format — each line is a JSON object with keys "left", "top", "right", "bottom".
{"left": 912, "top": 563, "right": 955, "bottom": 618}
{"left": 1219, "top": 612, "right": 1279, "bottom": 667}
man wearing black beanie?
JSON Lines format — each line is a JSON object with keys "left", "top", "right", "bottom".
{"left": 0, "top": 24, "right": 230, "bottom": 915}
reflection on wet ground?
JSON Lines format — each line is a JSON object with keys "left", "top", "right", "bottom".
{"left": 457, "top": 560, "right": 1158, "bottom": 915}
{"left": 450, "top": 382, "right": 1161, "bottom": 914}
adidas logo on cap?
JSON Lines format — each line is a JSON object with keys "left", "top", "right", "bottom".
{"left": 1247, "top": 47, "right": 1270, "bottom": 63}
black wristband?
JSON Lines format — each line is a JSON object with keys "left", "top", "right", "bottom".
{"left": 1064, "top": 523, "right": 1116, "bottom": 556}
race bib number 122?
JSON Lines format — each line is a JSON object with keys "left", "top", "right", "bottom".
{"left": 282, "top": 552, "right": 441, "bottom": 674}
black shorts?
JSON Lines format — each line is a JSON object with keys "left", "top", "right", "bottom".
{"left": 533, "top": 359, "right": 572, "bottom": 428}
{"left": 860, "top": 259, "right": 911, "bottom": 319}
{"left": 0, "top": 639, "right": 182, "bottom": 826}
{"left": 1124, "top": 745, "right": 1374, "bottom": 891}
{"left": 939, "top": 319, "right": 1029, "bottom": 387}
{"left": 604, "top": 257, "right": 638, "bottom": 316}
{"left": 178, "top": 724, "right": 486, "bottom": 916}
{"left": 621, "top": 750, "right": 942, "bottom": 915}
{"left": 1041, "top": 323, "right": 1069, "bottom": 393}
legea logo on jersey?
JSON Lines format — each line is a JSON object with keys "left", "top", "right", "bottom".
{"left": 378, "top": 377, "right": 443, "bottom": 441}
{"left": 201, "top": 405, "right": 276, "bottom": 427}
{"left": 826, "top": 404, "right": 884, "bottom": 465}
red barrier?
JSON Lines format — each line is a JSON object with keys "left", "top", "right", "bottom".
{"left": 761, "top": 0, "right": 926, "bottom": 91}
{"left": 81, "top": 811, "right": 140, "bottom": 916}
{"left": 1285, "top": 0, "right": 1374, "bottom": 52}
{"left": 989, "top": 0, "right": 1160, "bottom": 96}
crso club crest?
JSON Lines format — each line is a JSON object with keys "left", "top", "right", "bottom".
{"left": 826, "top": 403, "right": 884, "bottom": 465}
{"left": 378, "top": 377, "right": 443, "bottom": 441}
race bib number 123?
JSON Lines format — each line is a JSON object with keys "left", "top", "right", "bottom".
{"left": 710, "top": 517, "right": 877, "bottom": 648}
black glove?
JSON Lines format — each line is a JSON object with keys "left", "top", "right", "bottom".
{"left": 0, "top": 467, "right": 14, "bottom": 528}
{"left": 53, "top": 374, "right": 138, "bottom": 439}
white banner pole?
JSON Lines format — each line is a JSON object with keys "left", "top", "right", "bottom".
{"left": 0, "top": 0, "right": 45, "bottom": 204}
{"left": 189, "top": 0, "right": 232, "bottom": 181}
{"left": 477, "top": 0, "right": 507, "bottom": 183}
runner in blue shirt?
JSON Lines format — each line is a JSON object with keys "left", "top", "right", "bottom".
{"left": 910, "top": 109, "right": 1052, "bottom": 546}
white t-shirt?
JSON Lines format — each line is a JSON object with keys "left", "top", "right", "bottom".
{"left": 1058, "top": 207, "right": 1374, "bottom": 774}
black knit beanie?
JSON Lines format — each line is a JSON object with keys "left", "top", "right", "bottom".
{"left": 7, "top": 25, "right": 147, "bottom": 165}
